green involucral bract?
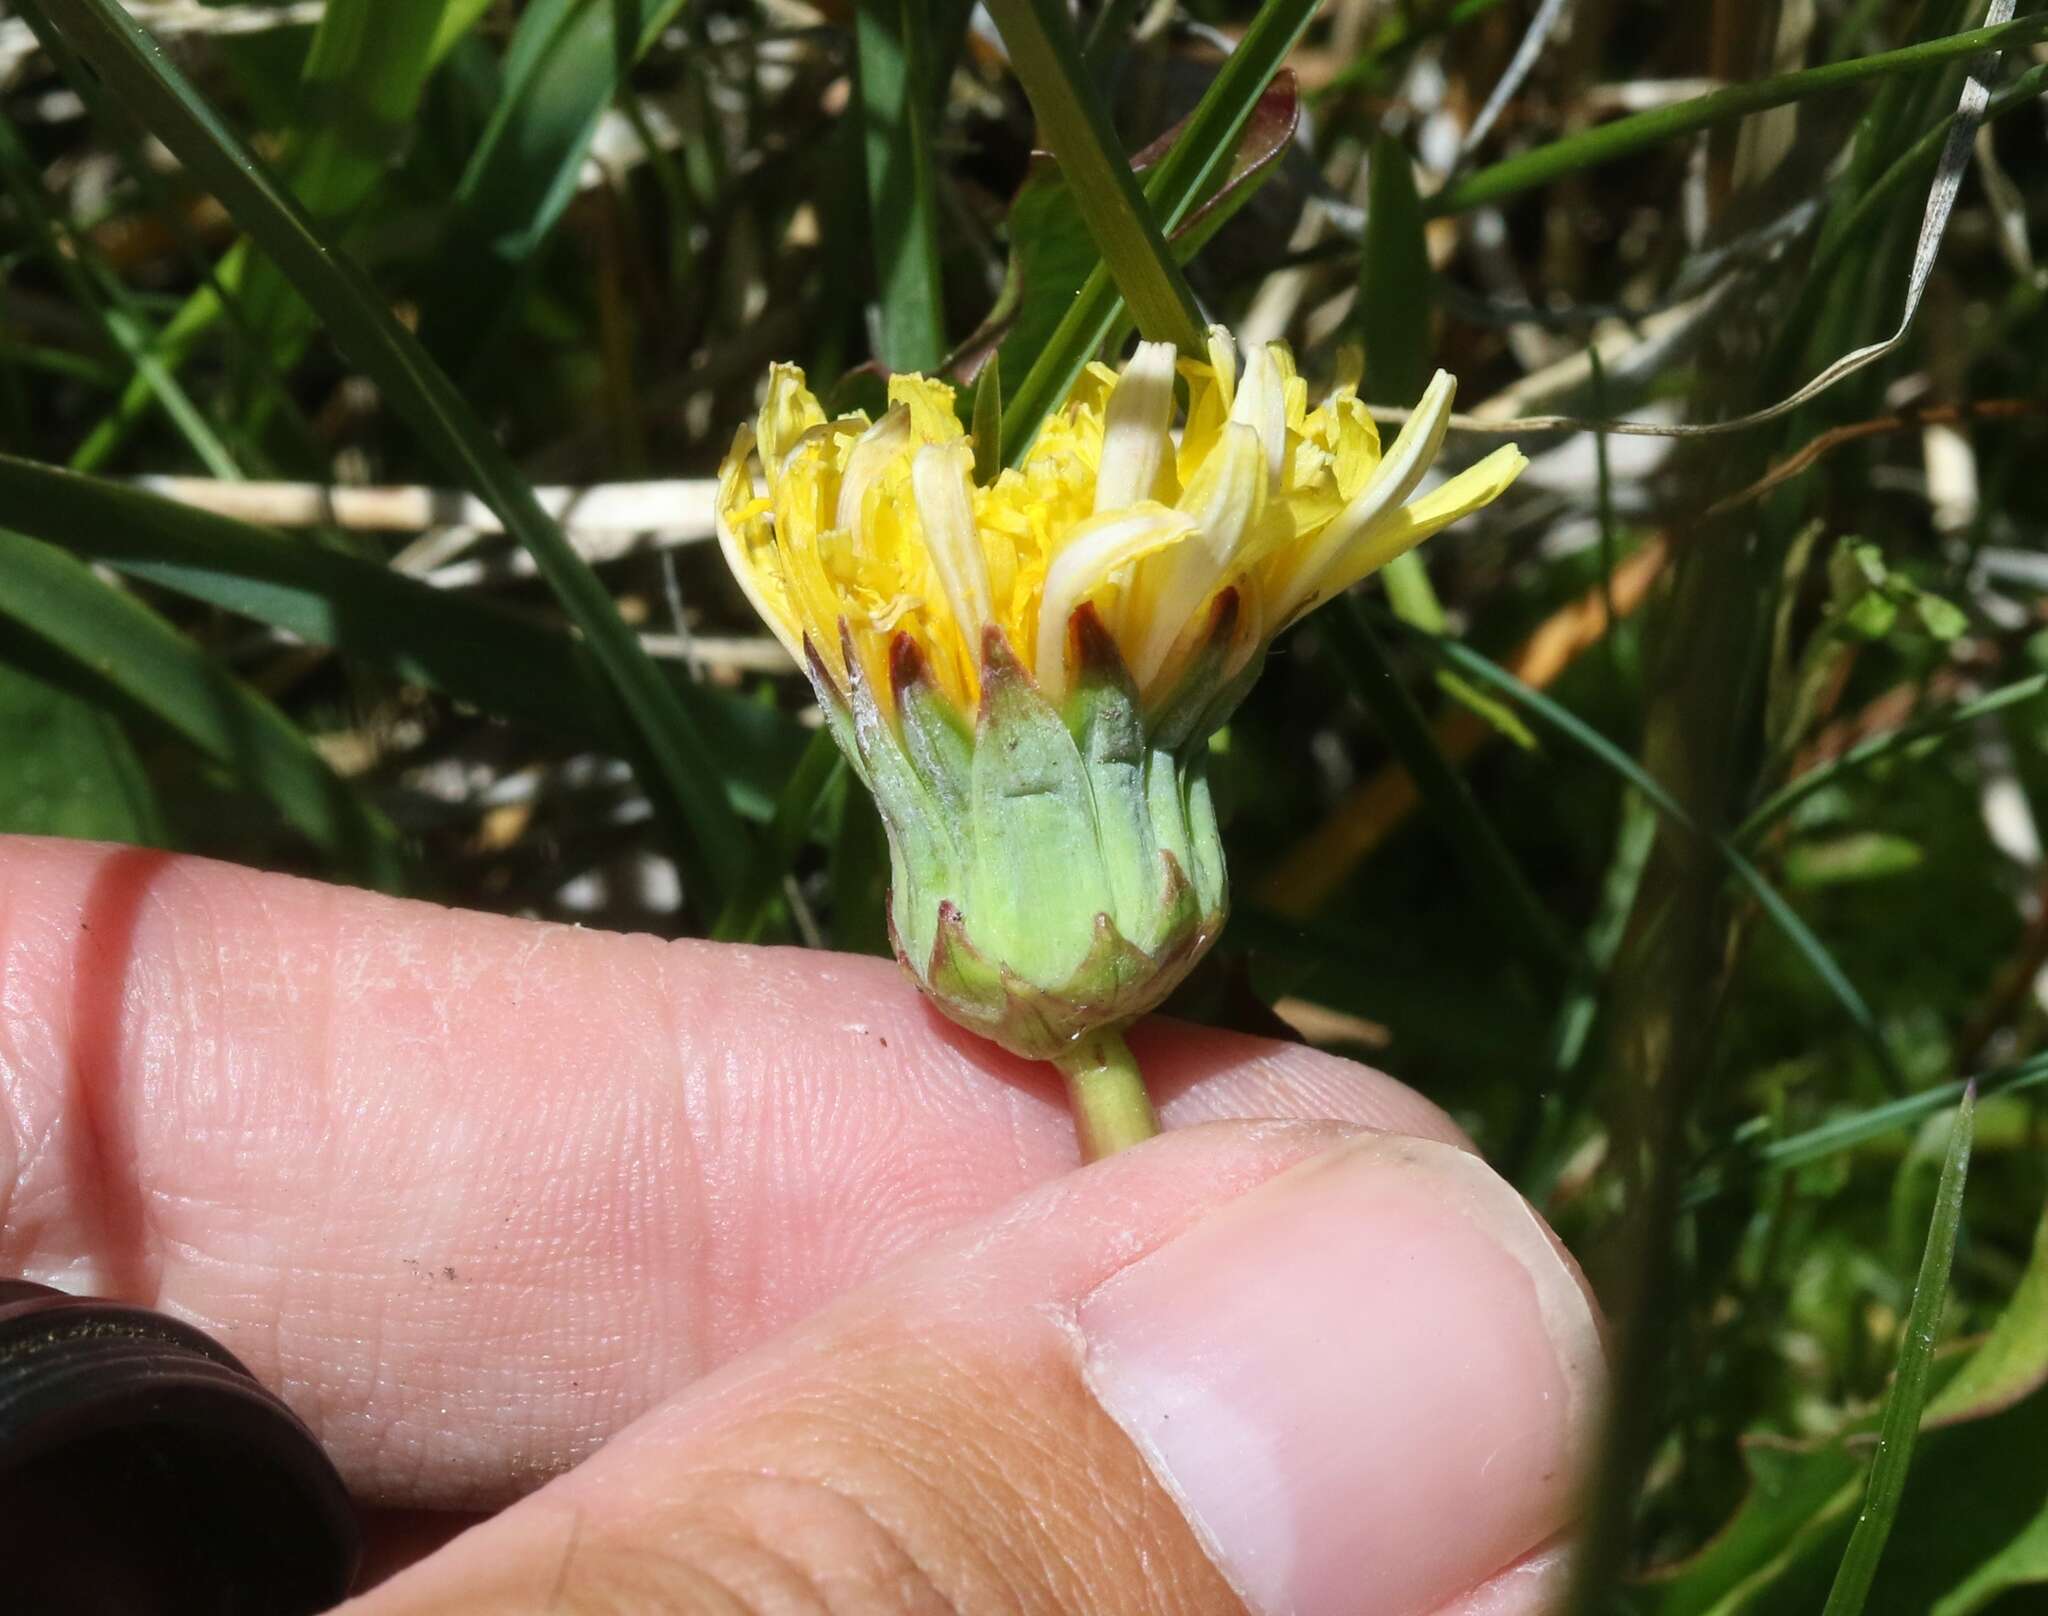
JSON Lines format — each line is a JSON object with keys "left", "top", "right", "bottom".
{"left": 808, "top": 599, "right": 1247, "bottom": 1061}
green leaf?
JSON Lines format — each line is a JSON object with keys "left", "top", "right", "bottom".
{"left": 36, "top": 0, "right": 753, "bottom": 910}
{"left": 0, "top": 455, "right": 802, "bottom": 824}
{"left": 1821, "top": 1085, "right": 1974, "bottom": 1616}
{"left": 1930, "top": 1500, "right": 2048, "bottom": 1616}
{"left": 0, "top": 659, "right": 164, "bottom": 844}
{"left": 1925, "top": 1203, "right": 2048, "bottom": 1429}
{"left": 1914, "top": 593, "right": 1969, "bottom": 642}
{"left": 1650, "top": 1368, "right": 2048, "bottom": 1616}
{"left": 0, "top": 526, "right": 402, "bottom": 889}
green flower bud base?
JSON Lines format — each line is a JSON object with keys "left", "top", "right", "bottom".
{"left": 804, "top": 599, "right": 1252, "bottom": 1156}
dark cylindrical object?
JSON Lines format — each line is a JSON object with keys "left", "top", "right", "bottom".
{"left": 0, "top": 1278, "right": 359, "bottom": 1613}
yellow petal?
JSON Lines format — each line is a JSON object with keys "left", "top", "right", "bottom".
{"left": 1173, "top": 329, "right": 1237, "bottom": 485}
{"left": 1034, "top": 503, "right": 1197, "bottom": 701}
{"left": 713, "top": 426, "right": 805, "bottom": 665}
{"left": 837, "top": 406, "right": 912, "bottom": 533}
{"left": 1307, "top": 443, "right": 1527, "bottom": 607}
{"left": 1094, "top": 340, "right": 1177, "bottom": 513}
{"left": 911, "top": 441, "right": 993, "bottom": 650}
{"left": 889, "top": 374, "right": 965, "bottom": 447}
{"left": 1130, "top": 421, "right": 1268, "bottom": 687}
{"left": 1273, "top": 368, "right": 1456, "bottom": 621}
{"left": 1229, "top": 341, "right": 1290, "bottom": 489}
{"left": 755, "top": 364, "right": 825, "bottom": 493}
{"left": 1201, "top": 326, "right": 1238, "bottom": 409}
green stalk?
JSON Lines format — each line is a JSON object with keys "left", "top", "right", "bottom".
{"left": 998, "top": 0, "right": 1319, "bottom": 463}
{"left": 1432, "top": 14, "right": 2048, "bottom": 216}
{"left": 1053, "top": 1025, "right": 1159, "bottom": 1161}
{"left": 981, "top": 0, "right": 1205, "bottom": 352}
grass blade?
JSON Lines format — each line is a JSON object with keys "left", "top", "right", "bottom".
{"left": 971, "top": 351, "right": 1003, "bottom": 484}
{"left": 1353, "top": 129, "right": 1505, "bottom": 730}
{"left": 711, "top": 728, "right": 845, "bottom": 943}
{"left": 855, "top": 0, "right": 949, "bottom": 372}
{"left": 980, "top": 0, "right": 1204, "bottom": 352}
{"left": 424, "top": 0, "right": 689, "bottom": 367}
{"left": 1322, "top": 600, "right": 1572, "bottom": 984}
{"left": 0, "top": 105, "right": 237, "bottom": 478}
{"left": 0, "top": 525, "right": 404, "bottom": 889}
{"left": 1358, "top": 132, "right": 1432, "bottom": 406}
{"left": 55, "top": 0, "right": 482, "bottom": 470}
{"left": 1432, "top": 15, "right": 2048, "bottom": 217}
{"left": 1738, "top": 672, "right": 2048, "bottom": 845}
{"left": 234, "top": 1, "right": 471, "bottom": 355}
{"left": 998, "top": 21, "right": 1312, "bottom": 462}
{"left": 38, "top": 0, "right": 753, "bottom": 911}
{"left": 0, "top": 455, "right": 801, "bottom": 822}
{"left": 1685, "top": 1053, "right": 2048, "bottom": 1207}
{"left": 1820, "top": 1084, "right": 1976, "bottom": 1616}
{"left": 1382, "top": 609, "right": 1907, "bottom": 1091}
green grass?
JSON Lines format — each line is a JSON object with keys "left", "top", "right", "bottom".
{"left": 4, "top": 2, "right": 2047, "bottom": 1607}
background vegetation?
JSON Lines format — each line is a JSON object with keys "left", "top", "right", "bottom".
{"left": 3, "top": 0, "right": 2046, "bottom": 1609}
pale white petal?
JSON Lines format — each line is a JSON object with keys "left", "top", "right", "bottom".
{"left": 1034, "top": 505, "right": 1197, "bottom": 702}
{"left": 836, "top": 406, "right": 911, "bottom": 532}
{"left": 1094, "top": 341, "right": 1178, "bottom": 513}
{"left": 1229, "top": 341, "right": 1288, "bottom": 488}
{"left": 1204, "top": 325, "right": 1238, "bottom": 409}
{"left": 1274, "top": 368, "right": 1456, "bottom": 621}
{"left": 1130, "top": 421, "right": 1267, "bottom": 688}
{"left": 911, "top": 442, "right": 993, "bottom": 644}
{"left": 713, "top": 425, "right": 805, "bottom": 666}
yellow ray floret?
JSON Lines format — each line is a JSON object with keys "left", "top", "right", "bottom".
{"left": 715, "top": 332, "right": 1526, "bottom": 715}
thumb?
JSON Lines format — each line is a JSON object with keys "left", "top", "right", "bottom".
{"left": 348, "top": 1122, "right": 1604, "bottom": 1616}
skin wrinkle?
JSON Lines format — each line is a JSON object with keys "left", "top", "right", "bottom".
{"left": 655, "top": 931, "right": 720, "bottom": 1415}
{"left": 700, "top": 1467, "right": 962, "bottom": 1613}
{"left": 737, "top": 1383, "right": 1055, "bottom": 1610}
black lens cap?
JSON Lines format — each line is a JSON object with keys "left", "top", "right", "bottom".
{"left": 0, "top": 1279, "right": 360, "bottom": 1613}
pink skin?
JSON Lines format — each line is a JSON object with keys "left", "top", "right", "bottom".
{"left": 0, "top": 838, "right": 1592, "bottom": 1613}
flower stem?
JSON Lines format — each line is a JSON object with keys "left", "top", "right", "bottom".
{"left": 1053, "top": 1025, "right": 1158, "bottom": 1161}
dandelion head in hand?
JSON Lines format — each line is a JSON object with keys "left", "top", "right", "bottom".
{"left": 716, "top": 330, "right": 1522, "bottom": 1145}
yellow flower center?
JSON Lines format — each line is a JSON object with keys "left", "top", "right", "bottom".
{"left": 714, "top": 330, "right": 1526, "bottom": 716}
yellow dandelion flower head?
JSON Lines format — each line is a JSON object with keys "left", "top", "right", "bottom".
{"left": 714, "top": 329, "right": 1525, "bottom": 720}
